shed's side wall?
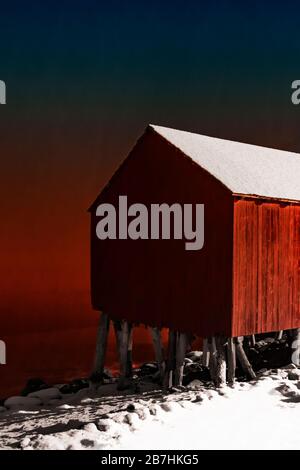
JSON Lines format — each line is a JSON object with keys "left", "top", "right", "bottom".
{"left": 232, "top": 198, "right": 300, "bottom": 336}
{"left": 91, "top": 128, "right": 234, "bottom": 337}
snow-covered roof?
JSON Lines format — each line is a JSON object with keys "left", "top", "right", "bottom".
{"left": 150, "top": 124, "right": 300, "bottom": 202}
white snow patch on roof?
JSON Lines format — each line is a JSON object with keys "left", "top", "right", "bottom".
{"left": 150, "top": 124, "right": 300, "bottom": 201}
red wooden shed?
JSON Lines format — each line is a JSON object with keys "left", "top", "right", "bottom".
{"left": 89, "top": 125, "right": 300, "bottom": 339}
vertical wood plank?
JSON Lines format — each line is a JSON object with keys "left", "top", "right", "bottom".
{"left": 233, "top": 199, "right": 300, "bottom": 337}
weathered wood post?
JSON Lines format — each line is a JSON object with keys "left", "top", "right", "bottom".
{"left": 174, "top": 333, "right": 188, "bottom": 386}
{"left": 119, "top": 320, "right": 129, "bottom": 377}
{"left": 227, "top": 337, "right": 236, "bottom": 385}
{"left": 202, "top": 338, "right": 210, "bottom": 367}
{"left": 276, "top": 330, "right": 283, "bottom": 341}
{"left": 290, "top": 328, "right": 300, "bottom": 365}
{"left": 114, "top": 320, "right": 133, "bottom": 377}
{"left": 249, "top": 335, "right": 256, "bottom": 348}
{"left": 114, "top": 320, "right": 132, "bottom": 389}
{"left": 113, "top": 320, "right": 122, "bottom": 358}
{"left": 126, "top": 325, "right": 133, "bottom": 377}
{"left": 164, "top": 330, "right": 177, "bottom": 389}
{"left": 208, "top": 337, "right": 217, "bottom": 382}
{"left": 214, "top": 336, "right": 227, "bottom": 387}
{"left": 92, "top": 311, "right": 110, "bottom": 380}
{"left": 150, "top": 327, "right": 165, "bottom": 383}
{"left": 235, "top": 336, "right": 256, "bottom": 379}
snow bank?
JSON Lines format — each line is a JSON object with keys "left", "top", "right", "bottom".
{"left": 1, "top": 371, "right": 300, "bottom": 450}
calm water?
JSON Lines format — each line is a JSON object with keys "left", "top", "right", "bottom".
{"left": 0, "top": 325, "right": 159, "bottom": 399}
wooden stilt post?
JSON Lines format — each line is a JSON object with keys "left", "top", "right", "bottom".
{"left": 174, "top": 333, "right": 188, "bottom": 386}
{"left": 275, "top": 330, "right": 283, "bottom": 341}
{"left": 290, "top": 328, "right": 300, "bottom": 365}
{"left": 113, "top": 320, "right": 122, "bottom": 359}
{"left": 150, "top": 327, "right": 165, "bottom": 383}
{"left": 208, "top": 337, "right": 217, "bottom": 382}
{"left": 115, "top": 320, "right": 132, "bottom": 390}
{"left": 164, "top": 330, "right": 177, "bottom": 389}
{"left": 119, "top": 320, "right": 129, "bottom": 377}
{"left": 92, "top": 311, "right": 110, "bottom": 381}
{"left": 214, "top": 336, "right": 227, "bottom": 387}
{"left": 249, "top": 334, "right": 256, "bottom": 348}
{"left": 202, "top": 338, "right": 210, "bottom": 367}
{"left": 235, "top": 336, "right": 256, "bottom": 379}
{"left": 227, "top": 337, "right": 236, "bottom": 385}
{"left": 126, "top": 324, "right": 133, "bottom": 378}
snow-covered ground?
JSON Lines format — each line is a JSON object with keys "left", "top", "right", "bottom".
{"left": 1, "top": 367, "right": 300, "bottom": 450}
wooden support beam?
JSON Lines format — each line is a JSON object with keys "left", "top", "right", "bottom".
{"left": 290, "top": 328, "right": 300, "bottom": 365}
{"left": 126, "top": 325, "right": 133, "bottom": 378}
{"left": 164, "top": 330, "right": 177, "bottom": 389}
{"left": 249, "top": 334, "right": 256, "bottom": 348}
{"left": 214, "top": 336, "right": 227, "bottom": 387}
{"left": 92, "top": 311, "right": 110, "bottom": 380}
{"left": 208, "top": 337, "right": 217, "bottom": 382}
{"left": 202, "top": 338, "right": 210, "bottom": 367}
{"left": 114, "top": 320, "right": 132, "bottom": 389}
{"left": 119, "top": 320, "right": 130, "bottom": 378}
{"left": 275, "top": 330, "right": 283, "bottom": 341}
{"left": 113, "top": 320, "right": 122, "bottom": 359}
{"left": 235, "top": 336, "right": 256, "bottom": 379}
{"left": 150, "top": 327, "right": 165, "bottom": 382}
{"left": 174, "top": 333, "right": 188, "bottom": 386}
{"left": 227, "top": 337, "right": 236, "bottom": 385}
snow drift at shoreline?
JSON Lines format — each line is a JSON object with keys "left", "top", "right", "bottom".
{"left": 1, "top": 368, "right": 300, "bottom": 450}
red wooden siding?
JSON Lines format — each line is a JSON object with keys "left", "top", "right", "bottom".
{"left": 232, "top": 198, "right": 300, "bottom": 336}
{"left": 90, "top": 128, "right": 234, "bottom": 337}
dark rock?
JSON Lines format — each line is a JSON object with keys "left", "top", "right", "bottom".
{"left": 59, "top": 384, "right": 73, "bottom": 394}
{"left": 81, "top": 439, "right": 94, "bottom": 448}
{"left": 183, "top": 362, "right": 210, "bottom": 385}
{"left": 89, "top": 372, "right": 103, "bottom": 384}
{"left": 20, "top": 378, "right": 49, "bottom": 397}
{"left": 89, "top": 369, "right": 113, "bottom": 384}
{"left": 192, "top": 394, "right": 203, "bottom": 403}
{"left": 288, "top": 370, "right": 300, "bottom": 381}
{"left": 133, "top": 383, "right": 141, "bottom": 393}
{"left": 60, "top": 378, "right": 89, "bottom": 394}
{"left": 139, "top": 363, "right": 158, "bottom": 376}
{"left": 247, "top": 340, "right": 291, "bottom": 371}
{"left": 117, "top": 377, "right": 132, "bottom": 391}
{"left": 186, "top": 351, "right": 202, "bottom": 362}
{"left": 126, "top": 403, "right": 135, "bottom": 412}
{"left": 98, "top": 423, "right": 109, "bottom": 432}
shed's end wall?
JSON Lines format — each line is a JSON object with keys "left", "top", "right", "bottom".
{"left": 232, "top": 198, "right": 300, "bottom": 336}
{"left": 90, "top": 128, "right": 234, "bottom": 337}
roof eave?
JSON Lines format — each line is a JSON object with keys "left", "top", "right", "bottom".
{"left": 233, "top": 193, "right": 300, "bottom": 204}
